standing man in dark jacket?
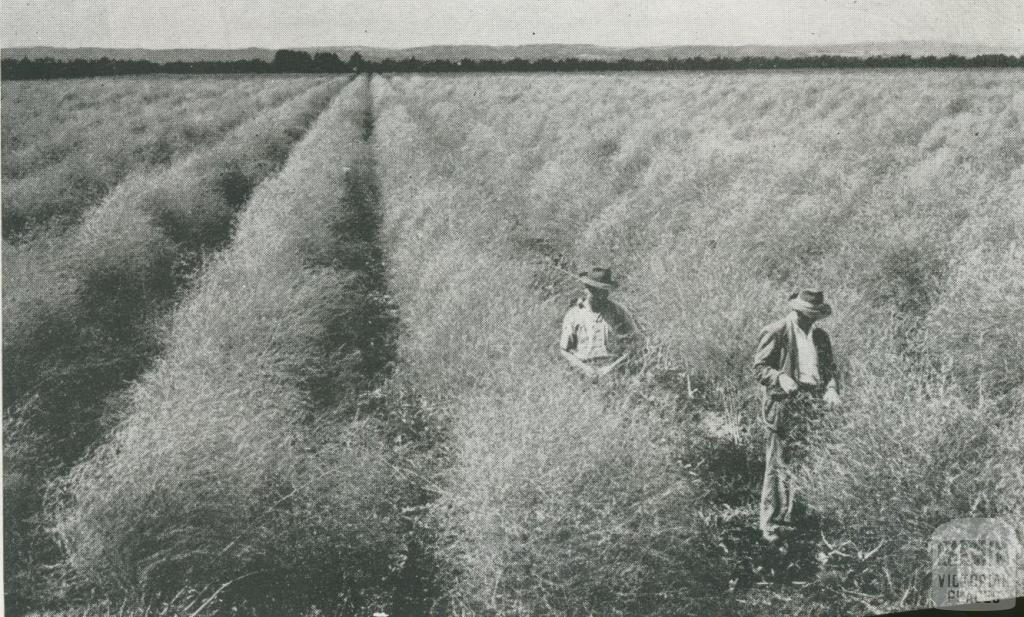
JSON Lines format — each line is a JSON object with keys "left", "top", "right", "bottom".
{"left": 753, "top": 289, "right": 841, "bottom": 542}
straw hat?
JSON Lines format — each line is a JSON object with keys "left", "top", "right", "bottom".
{"left": 788, "top": 288, "right": 832, "bottom": 319}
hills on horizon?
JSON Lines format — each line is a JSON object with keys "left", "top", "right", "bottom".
{"left": 4, "top": 41, "right": 1023, "bottom": 63}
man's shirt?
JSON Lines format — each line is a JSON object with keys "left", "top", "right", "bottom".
{"left": 790, "top": 313, "right": 821, "bottom": 386}
{"left": 560, "top": 298, "right": 634, "bottom": 362}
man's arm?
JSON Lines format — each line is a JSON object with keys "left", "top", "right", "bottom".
{"left": 816, "top": 330, "right": 840, "bottom": 397}
{"left": 609, "top": 300, "right": 643, "bottom": 356}
{"left": 753, "top": 323, "right": 783, "bottom": 387}
{"left": 560, "top": 307, "right": 577, "bottom": 352}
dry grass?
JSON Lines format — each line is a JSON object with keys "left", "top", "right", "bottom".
{"left": 372, "top": 71, "right": 1024, "bottom": 615}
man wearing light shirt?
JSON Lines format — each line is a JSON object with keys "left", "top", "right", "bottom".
{"left": 753, "top": 289, "right": 841, "bottom": 543}
{"left": 560, "top": 267, "right": 638, "bottom": 381}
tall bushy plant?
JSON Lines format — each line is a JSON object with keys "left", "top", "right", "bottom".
{"left": 801, "top": 365, "right": 1017, "bottom": 607}
{"left": 925, "top": 244, "right": 1024, "bottom": 405}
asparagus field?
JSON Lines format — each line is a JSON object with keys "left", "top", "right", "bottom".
{"left": 4, "top": 70, "right": 1023, "bottom": 616}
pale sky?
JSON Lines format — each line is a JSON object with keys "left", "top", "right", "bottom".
{"left": 2, "top": 0, "right": 1022, "bottom": 49}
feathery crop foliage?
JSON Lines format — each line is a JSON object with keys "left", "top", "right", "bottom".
{"left": 7, "top": 69, "right": 1023, "bottom": 616}
{"left": 54, "top": 76, "right": 418, "bottom": 615}
{"left": 2, "top": 77, "right": 343, "bottom": 610}
{"left": 1, "top": 76, "right": 314, "bottom": 240}
{"left": 372, "top": 72, "right": 1024, "bottom": 615}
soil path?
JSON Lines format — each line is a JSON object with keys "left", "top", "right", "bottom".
{"left": 334, "top": 74, "right": 443, "bottom": 615}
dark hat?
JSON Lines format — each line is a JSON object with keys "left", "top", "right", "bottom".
{"left": 579, "top": 267, "right": 618, "bottom": 291}
{"left": 788, "top": 288, "right": 832, "bottom": 319}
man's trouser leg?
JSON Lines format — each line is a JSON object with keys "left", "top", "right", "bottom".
{"left": 759, "top": 400, "right": 794, "bottom": 539}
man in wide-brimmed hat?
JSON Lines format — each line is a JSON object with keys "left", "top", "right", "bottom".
{"left": 560, "top": 267, "right": 638, "bottom": 380}
{"left": 753, "top": 288, "right": 841, "bottom": 543}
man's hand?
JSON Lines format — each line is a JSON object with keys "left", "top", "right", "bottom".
{"left": 778, "top": 373, "right": 799, "bottom": 394}
{"left": 823, "top": 388, "right": 841, "bottom": 407}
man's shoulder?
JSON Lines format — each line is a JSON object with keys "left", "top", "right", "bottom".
{"left": 758, "top": 318, "right": 788, "bottom": 338}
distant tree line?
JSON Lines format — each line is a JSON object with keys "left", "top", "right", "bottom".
{"left": 3, "top": 49, "right": 1023, "bottom": 79}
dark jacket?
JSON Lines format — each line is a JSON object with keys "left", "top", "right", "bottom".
{"left": 753, "top": 317, "right": 838, "bottom": 401}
